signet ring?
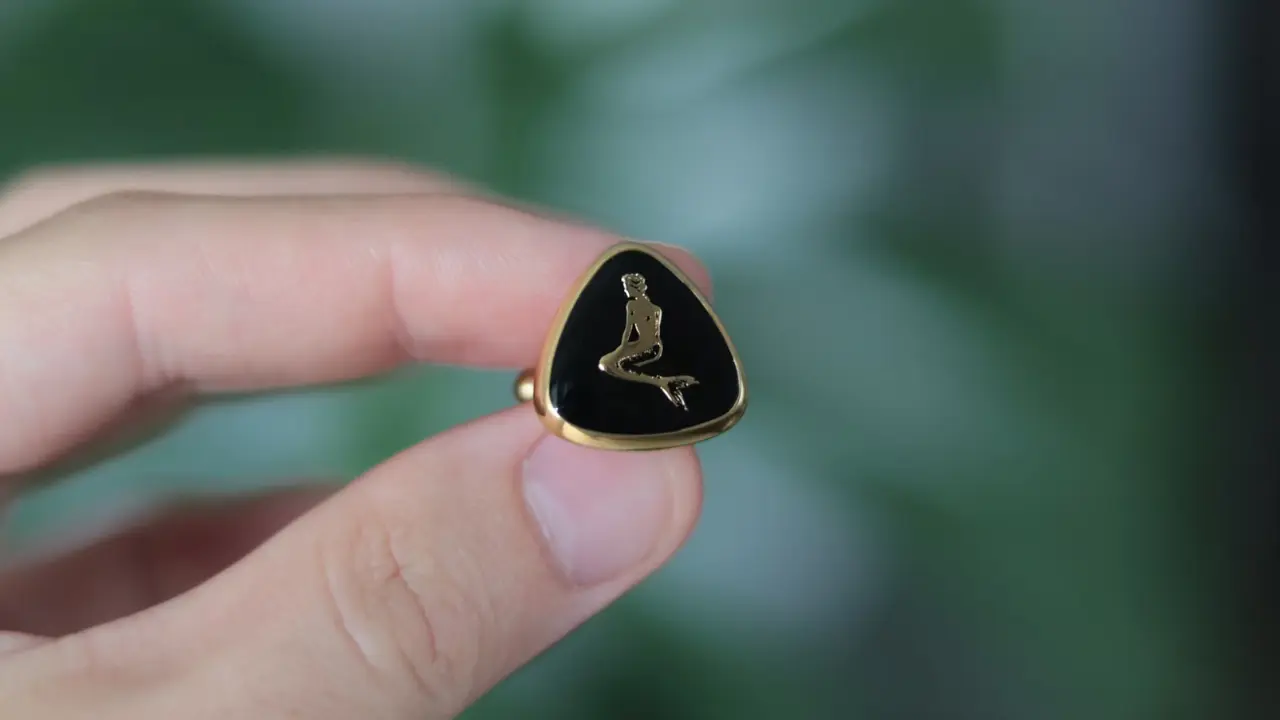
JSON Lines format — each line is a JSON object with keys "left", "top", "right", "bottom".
{"left": 513, "top": 243, "right": 747, "bottom": 451}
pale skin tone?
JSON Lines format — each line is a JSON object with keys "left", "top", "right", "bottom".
{"left": 598, "top": 273, "right": 698, "bottom": 409}
{"left": 0, "top": 159, "right": 713, "bottom": 718}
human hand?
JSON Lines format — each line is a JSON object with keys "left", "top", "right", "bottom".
{"left": 0, "top": 160, "right": 709, "bottom": 718}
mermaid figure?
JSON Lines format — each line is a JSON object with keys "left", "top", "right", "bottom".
{"left": 599, "top": 273, "right": 699, "bottom": 410}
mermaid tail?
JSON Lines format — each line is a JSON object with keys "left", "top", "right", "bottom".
{"left": 600, "top": 340, "right": 696, "bottom": 409}
{"left": 657, "top": 375, "right": 699, "bottom": 410}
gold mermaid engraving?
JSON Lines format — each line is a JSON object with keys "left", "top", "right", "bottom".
{"left": 598, "top": 273, "right": 699, "bottom": 410}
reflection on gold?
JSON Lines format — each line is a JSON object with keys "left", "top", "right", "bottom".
{"left": 598, "top": 273, "right": 698, "bottom": 410}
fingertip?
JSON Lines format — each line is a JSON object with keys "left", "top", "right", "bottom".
{"left": 519, "top": 437, "right": 704, "bottom": 589}
{"left": 653, "top": 445, "right": 706, "bottom": 564}
{"left": 646, "top": 242, "right": 714, "bottom": 301}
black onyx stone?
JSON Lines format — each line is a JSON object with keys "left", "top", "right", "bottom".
{"left": 547, "top": 249, "right": 742, "bottom": 436}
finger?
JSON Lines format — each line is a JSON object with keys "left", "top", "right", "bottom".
{"left": 0, "top": 485, "right": 334, "bottom": 637}
{"left": 0, "top": 159, "right": 466, "bottom": 238}
{"left": 1, "top": 407, "right": 702, "bottom": 719}
{"left": 0, "top": 160, "right": 467, "bottom": 492}
{"left": 0, "top": 632, "right": 45, "bottom": 656}
{"left": 0, "top": 192, "right": 711, "bottom": 478}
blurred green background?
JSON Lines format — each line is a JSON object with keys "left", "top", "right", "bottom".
{"left": 0, "top": 0, "right": 1240, "bottom": 718}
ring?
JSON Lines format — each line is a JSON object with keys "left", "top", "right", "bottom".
{"left": 515, "top": 242, "right": 747, "bottom": 450}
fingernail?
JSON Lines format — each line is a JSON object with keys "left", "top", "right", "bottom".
{"left": 522, "top": 436, "right": 675, "bottom": 587}
{"left": 646, "top": 241, "right": 714, "bottom": 301}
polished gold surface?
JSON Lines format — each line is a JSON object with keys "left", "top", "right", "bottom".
{"left": 597, "top": 272, "right": 699, "bottom": 410}
{"left": 514, "top": 369, "right": 535, "bottom": 403}
{"left": 517, "top": 242, "right": 747, "bottom": 451}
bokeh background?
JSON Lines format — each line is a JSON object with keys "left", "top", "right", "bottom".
{"left": 0, "top": 1, "right": 1269, "bottom": 718}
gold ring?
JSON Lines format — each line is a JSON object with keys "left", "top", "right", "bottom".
{"left": 515, "top": 242, "right": 747, "bottom": 450}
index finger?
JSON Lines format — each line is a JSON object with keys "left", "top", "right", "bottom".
{"left": 0, "top": 191, "right": 710, "bottom": 476}
{"left": 0, "top": 158, "right": 466, "bottom": 237}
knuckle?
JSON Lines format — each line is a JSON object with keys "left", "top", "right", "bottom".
{"left": 320, "top": 497, "right": 490, "bottom": 708}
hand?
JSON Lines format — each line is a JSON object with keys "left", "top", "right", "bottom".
{"left": 0, "top": 160, "right": 709, "bottom": 718}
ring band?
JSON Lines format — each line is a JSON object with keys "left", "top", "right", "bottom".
{"left": 514, "top": 242, "right": 747, "bottom": 450}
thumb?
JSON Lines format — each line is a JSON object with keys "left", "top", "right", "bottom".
{"left": 3, "top": 407, "right": 702, "bottom": 719}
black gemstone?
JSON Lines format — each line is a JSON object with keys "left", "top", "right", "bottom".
{"left": 547, "top": 249, "right": 742, "bottom": 436}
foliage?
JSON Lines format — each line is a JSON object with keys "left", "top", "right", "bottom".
{"left": 0, "top": 1, "right": 1223, "bottom": 717}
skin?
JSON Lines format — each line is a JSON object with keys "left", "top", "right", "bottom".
{"left": 0, "top": 159, "right": 713, "bottom": 719}
{"left": 598, "top": 273, "right": 698, "bottom": 409}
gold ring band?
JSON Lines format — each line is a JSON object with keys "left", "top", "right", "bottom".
{"left": 515, "top": 242, "right": 746, "bottom": 450}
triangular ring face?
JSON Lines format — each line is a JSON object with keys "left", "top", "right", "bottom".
{"left": 534, "top": 243, "right": 747, "bottom": 450}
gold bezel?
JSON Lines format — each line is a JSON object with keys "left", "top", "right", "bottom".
{"left": 532, "top": 242, "right": 748, "bottom": 450}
